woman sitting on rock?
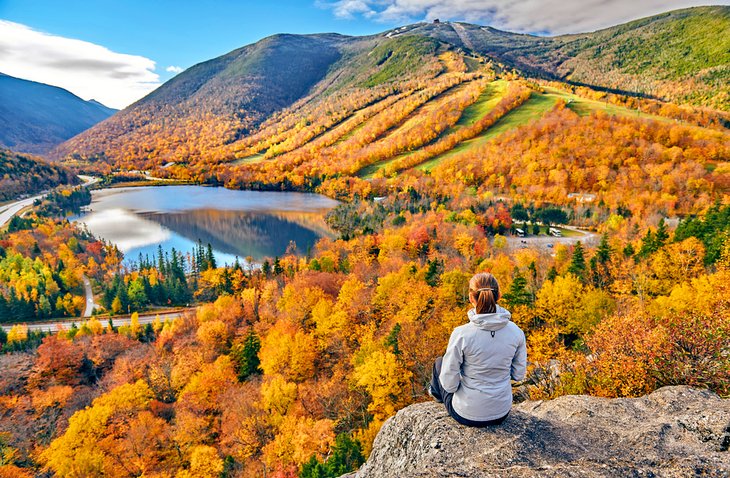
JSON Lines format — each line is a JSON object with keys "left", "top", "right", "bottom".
{"left": 429, "top": 272, "right": 527, "bottom": 426}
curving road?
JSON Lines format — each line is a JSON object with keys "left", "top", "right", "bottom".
{"left": 1, "top": 308, "right": 192, "bottom": 334}
{"left": 82, "top": 274, "right": 94, "bottom": 317}
{"left": 0, "top": 175, "right": 100, "bottom": 228}
{"left": 0, "top": 194, "right": 45, "bottom": 228}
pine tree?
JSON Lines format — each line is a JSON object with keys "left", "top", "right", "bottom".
{"left": 567, "top": 241, "right": 586, "bottom": 279}
{"left": 273, "top": 257, "right": 283, "bottom": 275}
{"left": 424, "top": 258, "right": 444, "bottom": 287}
{"left": 502, "top": 273, "right": 533, "bottom": 307}
{"left": 261, "top": 260, "right": 271, "bottom": 277}
{"left": 623, "top": 243, "right": 635, "bottom": 257}
{"left": 384, "top": 323, "right": 402, "bottom": 355}
{"left": 206, "top": 243, "right": 217, "bottom": 270}
{"left": 655, "top": 218, "right": 669, "bottom": 247}
{"left": 596, "top": 234, "right": 611, "bottom": 264}
{"left": 0, "top": 294, "right": 9, "bottom": 323}
{"left": 546, "top": 266, "right": 558, "bottom": 282}
{"left": 230, "top": 330, "right": 262, "bottom": 381}
{"left": 300, "top": 433, "right": 365, "bottom": 478}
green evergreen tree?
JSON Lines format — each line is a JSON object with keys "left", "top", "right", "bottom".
{"left": 546, "top": 266, "right": 558, "bottom": 282}
{"left": 206, "top": 243, "right": 217, "bottom": 270}
{"left": 384, "top": 323, "right": 402, "bottom": 355}
{"left": 220, "top": 268, "right": 233, "bottom": 295}
{"left": 0, "top": 294, "right": 9, "bottom": 323}
{"left": 623, "top": 243, "right": 635, "bottom": 258}
{"left": 273, "top": 257, "right": 283, "bottom": 275}
{"left": 299, "top": 433, "right": 364, "bottom": 478}
{"left": 230, "top": 330, "right": 262, "bottom": 382}
{"left": 596, "top": 234, "right": 611, "bottom": 264}
{"left": 502, "top": 273, "right": 533, "bottom": 308}
{"left": 127, "top": 278, "right": 148, "bottom": 311}
{"left": 424, "top": 258, "right": 444, "bottom": 287}
{"left": 567, "top": 241, "right": 587, "bottom": 279}
{"left": 655, "top": 218, "right": 669, "bottom": 247}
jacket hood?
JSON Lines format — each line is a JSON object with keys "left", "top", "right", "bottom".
{"left": 468, "top": 305, "right": 511, "bottom": 331}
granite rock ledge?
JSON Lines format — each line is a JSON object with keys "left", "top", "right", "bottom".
{"left": 344, "top": 386, "right": 730, "bottom": 477}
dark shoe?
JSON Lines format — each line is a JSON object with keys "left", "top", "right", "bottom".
{"left": 428, "top": 385, "right": 443, "bottom": 403}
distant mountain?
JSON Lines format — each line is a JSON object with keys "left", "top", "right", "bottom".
{"left": 0, "top": 148, "right": 78, "bottom": 202}
{"left": 55, "top": 6, "right": 729, "bottom": 168}
{"left": 0, "top": 73, "right": 116, "bottom": 155}
{"left": 534, "top": 6, "right": 730, "bottom": 111}
{"left": 391, "top": 6, "right": 729, "bottom": 110}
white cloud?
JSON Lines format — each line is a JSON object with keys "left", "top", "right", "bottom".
{"left": 166, "top": 65, "right": 184, "bottom": 74}
{"left": 322, "top": 0, "right": 730, "bottom": 34}
{"left": 0, "top": 20, "right": 160, "bottom": 109}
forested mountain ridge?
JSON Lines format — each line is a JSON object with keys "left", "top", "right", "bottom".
{"left": 54, "top": 6, "right": 730, "bottom": 172}
{"left": 0, "top": 148, "right": 78, "bottom": 202}
{"left": 550, "top": 6, "right": 730, "bottom": 110}
{"left": 0, "top": 73, "right": 116, "bottom": 155}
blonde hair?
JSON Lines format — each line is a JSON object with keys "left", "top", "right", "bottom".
{"left": 469, "top": 272, "right": 500, "bottom": 314}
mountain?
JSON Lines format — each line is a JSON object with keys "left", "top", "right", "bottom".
{"left": 377, "top": 6, "right": 730, "bottom": 109}
{"left": 541, "top": 6, "right": 730, "bottom": 110}
{"left": 0, "top": 73, "right": 116, "bottom": 155}
{"left": 348, "top": 386, "right": 730, "bottom": 477}
{"left": 54, "top": 6, "right": 729, "bottom": 172}
{"left": 0, "top": 148, "right": 78, "bottom": 202}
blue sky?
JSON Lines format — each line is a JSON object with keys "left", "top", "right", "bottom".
{"left": 0, "top": 0, "right": 398, "bottom": 87}
{"left": 1, "top": 0, "right": 727, "bottom": 108}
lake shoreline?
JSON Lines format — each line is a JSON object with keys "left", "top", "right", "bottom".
{"left": 74, "top": 185, "right": 339, "bottom": 266}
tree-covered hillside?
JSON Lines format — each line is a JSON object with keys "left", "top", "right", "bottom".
{"left": 54, "top": 6, "right": 730, "bottom": 171}
{"left": 0, "top": 149, "right": 78, "bottom": 202}
{"left": 0, "top": 73, "right": 115, "bottom": 155}
{"left": 551, "top": 6, "right": 730, "bottom": 111}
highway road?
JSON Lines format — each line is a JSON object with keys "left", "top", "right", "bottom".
{"left": 1, "top": 309, "right": 193, "bottom": 334}
{"left": 82, "top": 275, "right": 94, "bottom": 317}
{"left": 0, "top": 175, "right": 100, "bottom": 228}
{"left": 0, "top": 194, "right": 45, "bottom": 228}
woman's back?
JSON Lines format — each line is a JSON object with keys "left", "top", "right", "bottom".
{"left": 430, "top": 272, "right": 527, "bottom": 426}
{"left": 441, "top": 305, "right": 526, "bottom": 422}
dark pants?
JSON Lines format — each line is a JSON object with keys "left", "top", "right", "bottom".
{"left": 430, "top": 356, "right": 509, "bottom": 427}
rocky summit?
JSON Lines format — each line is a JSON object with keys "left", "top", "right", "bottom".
{"left": 345, "top": 386, "right": 730, "bottom": 477}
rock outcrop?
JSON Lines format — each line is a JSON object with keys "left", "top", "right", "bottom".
{"left": 346, "top": 386, "right": 730, "bottom": 477}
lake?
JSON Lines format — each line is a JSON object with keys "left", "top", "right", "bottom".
{"left": 73, "top": 185, "right": 339, "bottom": 266}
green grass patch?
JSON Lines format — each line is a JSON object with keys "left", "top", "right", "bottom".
{"left": 418, "top": 92, "right": 559, "bottom": 171}
{"left": 231, "top": 153, "right": 265, "bottom": 165}
{"left": 454, "top": 81, "right": 507, "bottom": 127}
{"left": 359, "top": 80, "right": 508, "bottom": 178}
{"left": 542, "top": 86, "right": 656, "bottom": 118}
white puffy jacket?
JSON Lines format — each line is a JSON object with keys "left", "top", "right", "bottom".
{"left": 439, "top": 305, "right": 527, "bottom": 421}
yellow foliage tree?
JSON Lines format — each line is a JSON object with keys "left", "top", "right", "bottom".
{"left": 260, "top": 375, "right": 298, "bottom": 426}
{"left": 261, "top": 414, "right": 334, "bottom": 470}
{"left": 196, "top": 319, "right": 231, "bottom": 354}
{"left": 41, "top": 380, "right": 154, "bottom": 477}
{"left": 259, "top": 320, "right": 317, "bottom": 382}
{"left": 6, "top": 324, "right": 28, "bottom": 344}
{"left": 174, "top": 355, "right": 238, "bottom": 450}
{"left": 176, "top": 445, "right": 224, "bottom": 478}
{"left": 351, "top": 345, "right": 412, "bottom": 421}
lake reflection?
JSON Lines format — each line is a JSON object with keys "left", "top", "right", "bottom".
{"left": 74, "top": 186, "right": 339, "bottom": 265}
